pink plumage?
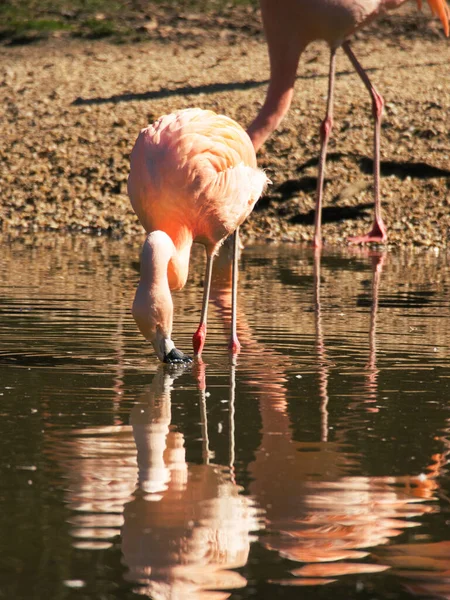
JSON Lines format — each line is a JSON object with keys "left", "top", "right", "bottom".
{"left": 128, "top": 108, "right": 269, "bottom": 363}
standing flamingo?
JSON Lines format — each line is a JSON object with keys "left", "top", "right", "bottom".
{"left": 247, "top": 0, "right": 449, "bottom": 247}
{"left": 128, "top": 108, "right": 269, "bottom": 363}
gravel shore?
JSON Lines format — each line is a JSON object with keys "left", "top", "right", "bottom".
{"left": 1, "top": 4, "right": 449, "bottom": 248}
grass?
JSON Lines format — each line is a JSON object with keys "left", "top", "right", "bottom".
{"left": 0, "top": 1, "right": 128, "bottom": 42}
{"left": 0, "top": 0, "right": 257, "bottom": 44}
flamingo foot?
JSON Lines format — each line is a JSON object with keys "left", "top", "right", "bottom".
{"left": 193, "top": 323, "right": 206, "bottom": 356}
{"left": 228, "top": 336, "right": 241, "bottom": 355}
{"left": 348, "top": 219, "right": 387, "bottom": 245}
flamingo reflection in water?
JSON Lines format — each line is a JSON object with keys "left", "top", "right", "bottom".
{"left": 209, "top": 243, "right": 442, "bottom": 586}
{"left": 47, "top": 366, "right": 261, "bottom": 599}
{"left": 45, "top": 246, "right": 449, "bottom": 597}
{"left": 379, "top": 539, "right": 450, "bottom": 598}
{"left": 121, "top": 366, "right": 262, "bottom": 599}
{"left": 375, "top": 428, "right": 450, "bottom": 598}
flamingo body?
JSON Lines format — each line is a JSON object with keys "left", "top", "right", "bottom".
{"left": 128, "top": 108, "right": 268, "bottom": 362}
{"left": 256, "top": 0, "right": 448, "bottom": 67}
{"left": 248, "top": 0, "right": 449, "bottom": 246}
{"left": 260, "top": 0, "right": 382, "bottom": 50}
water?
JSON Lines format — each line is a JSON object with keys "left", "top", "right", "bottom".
{"left": 0, "top": 234, "right": 449, "bottom": 600}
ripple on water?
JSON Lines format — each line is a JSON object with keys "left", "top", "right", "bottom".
{"left": 0, "top": 236, "right": 449, "bottom": 600}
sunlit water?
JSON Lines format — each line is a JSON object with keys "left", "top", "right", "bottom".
{"left": 0, "top": 234, "right": 449, "bottom": 600}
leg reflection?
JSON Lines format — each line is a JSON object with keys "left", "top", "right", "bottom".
{"left": 209, "top": 244, "right": 440, "bottom": 584}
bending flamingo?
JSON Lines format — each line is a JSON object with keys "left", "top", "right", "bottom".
{"left": 128, "top": 108, "right": 269, "bottom": 363}
{"left": 247, "top": 0, "right": 449, "bottom": 247}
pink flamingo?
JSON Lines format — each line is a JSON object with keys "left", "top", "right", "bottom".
{"left": 128, "top": 108, "right": 269, "bottom": 363}
{"left": 247, "top": 0, "right": 449, "bottom": 247}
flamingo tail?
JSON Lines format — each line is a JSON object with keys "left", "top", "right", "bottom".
{"left": 418, "top": 0, "right": 450, "bottom": 36}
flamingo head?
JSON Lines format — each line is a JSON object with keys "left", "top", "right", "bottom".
{"left": 132, "top": 297, "right": 191, "bottom": 364}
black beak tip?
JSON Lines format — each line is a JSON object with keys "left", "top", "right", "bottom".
{"left": 163, "top": 348, "right": 192, "bottom": 364}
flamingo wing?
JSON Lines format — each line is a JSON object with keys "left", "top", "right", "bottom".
{"left": 148, "top": 109, "right": 269, "bottom": 240}
{"left": 128, "top": 109, "right": 269, "bottom": 244}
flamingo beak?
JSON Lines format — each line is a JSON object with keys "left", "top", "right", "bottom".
{"left": 153, "top": 334, "right": 191, "bottom": 364}
{"left": 163, "top": 347, "right": 192, "bottom": 364}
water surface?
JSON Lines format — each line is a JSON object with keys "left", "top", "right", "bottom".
{"left": 1, "top": 235, "right": 449, "bottom": 600}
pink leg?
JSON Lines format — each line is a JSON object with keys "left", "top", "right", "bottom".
{"left": 193, "top": 250, "right": 214, "bottom": 357}
{"left": 228, "top": 228, "right": 241, "bottom": 355}
{"left": 343, "top": 42, "right": 387, "bottom": 245}
{"left": 313, "top": 48, "right": 337, "bottom": 250}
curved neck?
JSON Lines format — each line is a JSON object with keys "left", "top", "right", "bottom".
{"left": 165, "top": 225, "right": 193, "bottom": 291}
{"left": 133, "top": 230, "right": 193, "bottom": 361}
{"left": 140, "top": 231, "right": 176, "bottom": 286}
{"left": 133, "top": 231, "right": 176, "bottom": 359}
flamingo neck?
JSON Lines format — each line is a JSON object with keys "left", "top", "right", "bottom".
{"left": 140, "top": 231, "right": 176, "bottom": 288}
{"left": 133, "top": 231, "right": 176, "bottom": 358}
{"left": 167, "top": 226, "right": 193, "bottom": 291}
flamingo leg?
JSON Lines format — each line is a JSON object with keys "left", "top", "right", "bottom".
{"left": 313, "top": 48, "right": 338, "bottom": 250}
{"left": 193, "top": 249, "right": 214, "bottom": 356}
{"left": 229, "top": 228, "right": 241, "bottom": 355}
{"left": 343, "top": 41, "right": 387, "bottom": 244}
